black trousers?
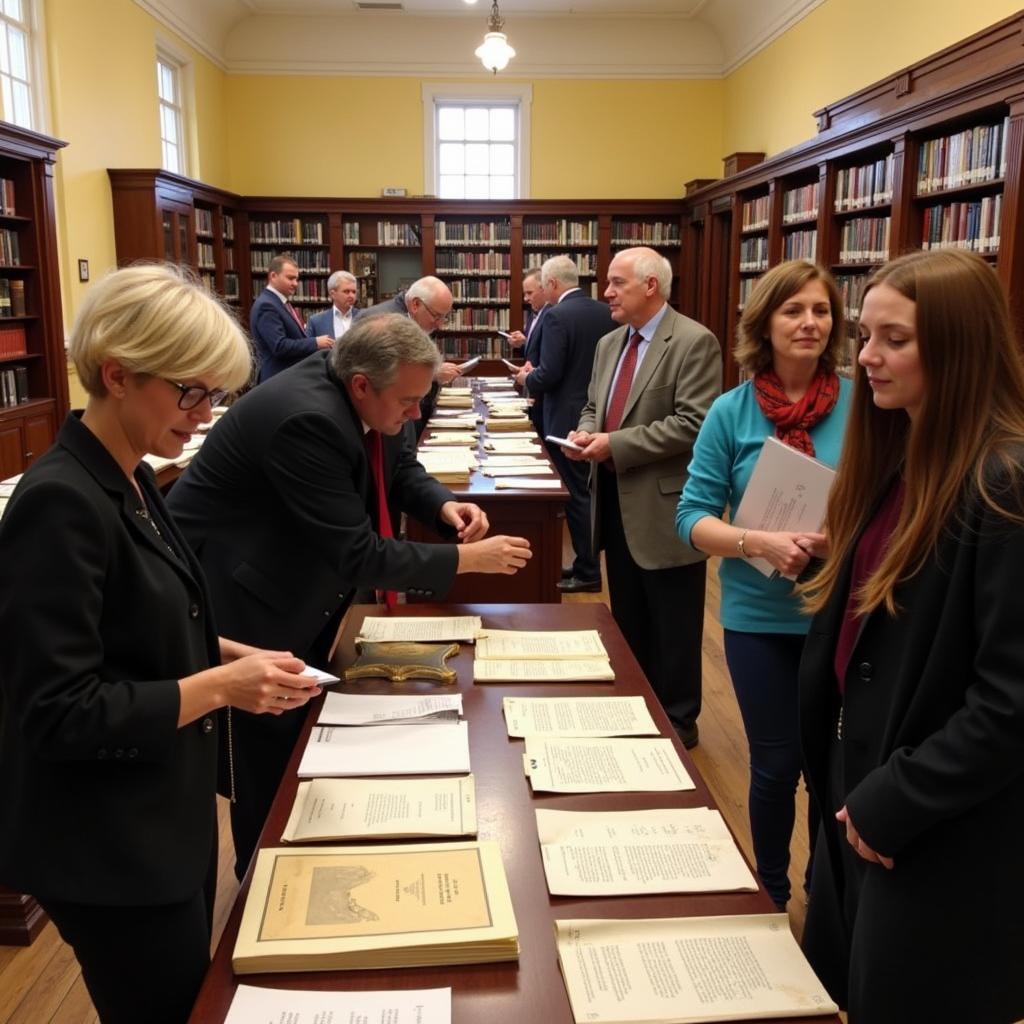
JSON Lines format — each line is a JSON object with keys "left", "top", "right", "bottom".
{"left": 599, "top": 476, "right": 705, "bottom": 729}
{"left": 548, "top": 443, "right": 599, "bottom": 580}
{"left": 38, "top": 837, "right": 217, "bottom": 1024}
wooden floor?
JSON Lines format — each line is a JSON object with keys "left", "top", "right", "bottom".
{"left": 0, "top": 556, "right": 812, "bottom": 1023}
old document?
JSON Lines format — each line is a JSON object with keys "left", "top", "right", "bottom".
{"left": 281, "top": 776, "right": 477, "bottom": 843}
{"left": 556, "top": 915, "right": 838, "bottom": 1023}
{"left": 358, "top": 615, "right": 482, "bottom": 643}
{"left": 502, "top": 696, "right": 658, "bottom": 737}
{"left": 476, "top": 659, "right": 615, "bottom": 683}
{"left": 536, "top": 808, "right": 756, "bottom": 895}
{"left": 477, "top": 630, "right": 609, "bottom": 660}
{"left": 524, "top": 737, "right": 694, "bottom": 793}
{"left": 225, "top": 985, "right": 451, "bottom": 1024}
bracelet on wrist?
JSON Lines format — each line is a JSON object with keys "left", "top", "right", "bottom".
{"left": 737, "top": 529, "right": 752, "bottom": 559}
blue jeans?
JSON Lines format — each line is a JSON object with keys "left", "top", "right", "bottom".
{"left": 723, "top": 628, "right": 816, "bottom": 908}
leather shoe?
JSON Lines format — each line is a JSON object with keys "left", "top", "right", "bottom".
{"left": 674, "top": 722, "right": 699, "bottom": 750}
{"left": 561, "top": 567, "right": 574, "bottom": 579}
{"left": 557, "top": 576, "right": 602, "bottom": 594}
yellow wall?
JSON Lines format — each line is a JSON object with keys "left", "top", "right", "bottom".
{"left": 724, "top": 0, "right": 1024, "bottom": 160}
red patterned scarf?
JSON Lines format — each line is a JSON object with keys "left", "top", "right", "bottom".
{"left": 753, "top": 368, "right": 840, "bottom": 457}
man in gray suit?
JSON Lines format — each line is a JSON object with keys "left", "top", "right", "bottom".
{"left": 306, "top": 270, "right": 359, "bottom": 341}
{"left": 568, "top": 246, "right": 721, "bottom": 748}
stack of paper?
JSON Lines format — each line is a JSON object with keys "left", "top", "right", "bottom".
{"left": 484, "top": 439, "right": 544, "bottom": 454}
{"left": 426, "top": 416, "right": 479, "bottom": 430}
{"left": 319, "top": 691, "right": 462, "bottom": 725}
{"left": 421, "top": 431, "right": 479, "bottom": 446}
{"left": 502, "top": 696, "right": 659, "bottom": 737}
{"left": 478, "top": 454, "right": 547, "bottom": 467}
{"left": 494, "top": 478, "right": 564, "bottom": 490}
{"left": 232, "top": 842, "right": 519, "bottom": 973}
{"left": 475, "top": 629, "right": 613, "bottom": 683}
{"left": 225, "top": 986, "right": 452, "bottom": 1024}
{"left": 556, "top": 915, "right": 838, "bottom": 1023}
{"left": 417, "top": 448, "right": 478, "bottom": 483}
{"left": 524, "top": 736, "right": 694, "bottom": 792}
{"left": 536, "top": 808, "right": 757, "bottom": 895}
{"left": 485, "top": 417, "right": 534, "bottom": 432}
{"left": 481, "top": 464, "right": 554, "bottom": 477}
{"left": 359, "top": 615, "right": 482, "bottom": 642}
{"left": 281, "top": 776, "right": 477, "bottom": 842}
{"left": 435, "top": 391, "right": 474, "bottom": 410}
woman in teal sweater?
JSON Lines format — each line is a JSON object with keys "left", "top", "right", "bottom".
{"left": 676, "top": 260, "right": 852, "bottom": 908}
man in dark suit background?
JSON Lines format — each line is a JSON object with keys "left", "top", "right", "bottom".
{"left": 305, "top": 269, "right": 358, "bottom": 341}
{"left": 168, "top": 314, "right": 532, "bottom": 877}
{"left": 508, "top": 268, "right": 549, "bottom": 432}
{"left": 251, "top": 254, "right": 334, "bottom": 383}
{"left": 516, "top": 255, "right": 615, "bottom": 592}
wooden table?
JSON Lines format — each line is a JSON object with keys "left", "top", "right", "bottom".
{"left": 406, "top": 379, "right": 569, "bottom": 604}
{"left": 190, "top": 603, "right": 839, "bottom": 1024}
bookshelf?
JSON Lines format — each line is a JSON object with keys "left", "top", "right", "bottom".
{"left": 248, "top": 212, "right": 331, "bottom": 310}
{"left": 683, "top": 11, "right": 1024, "bottom": 390}
{"left": 341, "top": 214, "right": 422, "bottom": 311}
{"left": 610, "top": 214, "right": 685, "bottom": 307}
{"left": 522, "top": 215, "right": 600, "bottom": 302}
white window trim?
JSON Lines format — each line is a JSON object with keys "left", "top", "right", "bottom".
{"left": 0, "top": 0, "right": 42, "bottom": 132}
{"left": 156, "top": 37, "right": 196, "bottom": 179}
{"left": 422, "top": 82, "right": 532, "bottom": 200}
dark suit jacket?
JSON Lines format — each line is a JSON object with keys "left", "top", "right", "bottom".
{"left": 525, "top": 290, "right": 614, "bottom": 440}
{"left": 305, "top": 306, "right": 351, "bottom": 340}
{"left": 167, "top": 351, "right": 459, "bottom": 660}
{"left": 522, "top": 303, "right": 549, "bottom": 431}
{"left": 251, "top": 288, "right": 318, "bottom": 383}
{"left": 0, "top": 414, "right": 220, "bottom": 905}
{"left": 799, "top": 464, "right": 1024, "bottom": 1018}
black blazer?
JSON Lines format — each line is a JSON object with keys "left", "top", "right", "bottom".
{"left": 167, "top": 351, "right": 459, "bottom": 660}
{"left": 251, "top": 288, "right": 318, "bottom": 383}
{"left": 525, "top": 290, "right": 615, "bottom": 440}
{"left": 799, "top": 463, "right": 1024, "bottom": 1019}
{"left": 0, "top": 415, "right": 221, "bottom": 906}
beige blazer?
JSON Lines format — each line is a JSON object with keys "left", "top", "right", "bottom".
{"left": 577, "top": 305, "right": 721, "bottom": 570}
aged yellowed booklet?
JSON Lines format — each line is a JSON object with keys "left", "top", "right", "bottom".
{"left": 475, "top": 629, "right": 614, "bottom": 683}
{"left": 233, "top": 841, "right": 518, "bottom": 974}
{"left": 503, "top": 696, "right": 659, "bottom": 738}
{"left": 358, "top": 615, "right": 482, "bottom": 643}
{"left": 535, "top": 807, "right": 757, "bottom": 896}
{"left": 281, "top": 776, "right": 477, "bottom": 843}
{"left": 556, "top": 915, "right": 838, "bottom": 1023}
{"left": 524, "top": 737, "right": 694, "bottom": 793}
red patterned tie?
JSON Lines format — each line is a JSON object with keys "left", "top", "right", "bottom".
{"left": 364, "top": 429, "right": 397, "bottom": 608}
{"left": 604, "top": 331, "right": 643, "bottom": 433}
{"left": 285, "top": 302, "right": 305, "bottom": 330}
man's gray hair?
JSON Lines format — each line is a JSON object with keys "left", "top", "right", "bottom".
{"left": 541, "top": 254, "right": 579, "bottom": 289}
{"left": 332, "top": 313, "right": 440, "bottom": 389}
{"left": 327, "top": 269, "right": 357, "bottom": 292}
{"left": 632, "top": 249, "right": 672, "bottom": 300}
{"left": 405, "top": 275, "right": 447, "bottom": 305}
{"left": 523, "top": 267, "right": 542, "bottom": 283}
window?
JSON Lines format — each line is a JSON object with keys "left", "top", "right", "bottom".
{"left": 0, "top": 0, "right": 34, "bottom": 130}
{"left": 157, "top": 54, "right": 186, "bottom": 176}
{"left": 423, "top": 83, "right": 532, "bottom": 199}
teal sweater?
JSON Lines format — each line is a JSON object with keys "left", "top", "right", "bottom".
{"left": 675, "top": 377, "right": 852, "bottom": 634}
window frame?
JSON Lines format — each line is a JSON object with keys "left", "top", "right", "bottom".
{"left": 0, "top": 0, "right": 40, "bottom": 131}
{"left": 156, "top": 45, "right": 190, "bottom": 177}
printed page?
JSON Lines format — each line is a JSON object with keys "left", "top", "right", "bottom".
{"left": 475, "top": 659, "right": 614, "bottom": 683}
{"left": 318, "top": 691, "right": 463, "bottom": 725}
{"left": 481, "top": 464, "right": 555, "bottom": 476}
{"left": 502, "top": 696, "right": 658, "bottom": 737}
{"left": 297, "top": 721, "right": 470, "bottom": 778}
{"left": 281, "top": 776, "right": 477, "bottom": 842}
{"left": 524, "top": 737, "right": 694, "bottom": 793}
{"left": 494, "top": 479, "right": 564, "bottom": 490}
{"left": 556, "top": 915, "right": 839, "bottom": 1023}
{"left": 422, "top": 432, "right": 479, "bottom": 446}
{"left": 536, "top": 808, "right": 757, "bottom": 895}
{"left": 301, "top": 666, "right": 341, "bottom": 685}
{"left": 225, "top": 985, "right": 452, "bottom": 1024}
{"left": 477, "top": 629, "right": 608, "bottom": 660}
{"left": 358, "top": 615, "right": 482, "bottom": 643}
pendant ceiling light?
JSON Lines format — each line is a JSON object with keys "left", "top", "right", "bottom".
{"left": 474, "top": 0, "right": 516, "bottom": 74}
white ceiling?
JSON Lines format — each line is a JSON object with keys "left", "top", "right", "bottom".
{"left": 136, "top": 0, "right": 826, "bottom": 76}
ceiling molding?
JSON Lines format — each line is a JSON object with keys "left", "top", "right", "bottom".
{"left": 133, "top": 0, "right": 231, "bottom": 68}
{"left": 719, "top": 0, "right": 828, "bottom": 75}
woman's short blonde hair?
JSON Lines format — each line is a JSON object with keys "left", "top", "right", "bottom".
{"left": 68, "top": 262, "right": 253, "bottom": 397}
{"left": 734, "top": 260, "right": 844, "bottom": 376}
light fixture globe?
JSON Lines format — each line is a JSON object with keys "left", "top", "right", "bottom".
{"left": 475, "top": 31, "right": 515, "bottom": 73}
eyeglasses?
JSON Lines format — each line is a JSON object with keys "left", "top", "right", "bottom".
{"left": 419, "top": 299, "right": 450, "bottom": 327}
{"left": 164, "top": 379, "right": 230, "bottom": 411}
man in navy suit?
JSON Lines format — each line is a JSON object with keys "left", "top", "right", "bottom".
{"left": 306, "top": 270, "right": 358, "bottom": 342}
{"left": 516, "top": 255, "right": 615, "bottom": 592}
{"left": 251, "top": 254, "right": 334, "bottom": 383}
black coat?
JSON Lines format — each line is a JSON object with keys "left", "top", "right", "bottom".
{"left": 799, "top": 463, "right": 1024, "bottom": 1022}
{"left": 0, "top": 414, "right": 221, "bottom": 905}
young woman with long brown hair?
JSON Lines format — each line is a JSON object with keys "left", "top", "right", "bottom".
{"left": 799, "top": 248, "right": 1024, "bottom": 1022}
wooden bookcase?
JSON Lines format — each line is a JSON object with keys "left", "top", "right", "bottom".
{"left": 683, "top": 10, "right": 1024, "bottom": 390}
{"left": 0, "top": 123, "right": 68, "bottom": 481}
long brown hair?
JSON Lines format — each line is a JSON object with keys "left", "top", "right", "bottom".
{"left": 803, "top": 249, "right": 1024, "bottom": 616}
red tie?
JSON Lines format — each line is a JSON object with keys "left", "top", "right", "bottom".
{"left": 604, "top": 331, "right": 642, "bottom": 433}
{"left": 364, "top": 429, "right": 397, "bottom": 608}
{"left": 285, "top": 302, "right": 305, "bottom": 330}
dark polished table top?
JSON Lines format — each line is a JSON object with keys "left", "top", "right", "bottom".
{"left": 189, "top": 603, "right": 839, "bottom": 1024}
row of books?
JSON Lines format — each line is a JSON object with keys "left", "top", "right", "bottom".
{"left": 0, "top": 227, "right": 20, "bottom": 266}
{"left": 198, "top": 271, "right": 215, "bottom": 293}
{"left": 916, "top": 117, "right": 1009, "bottom": 194}
{"left": 741, "top": 194, "right": 770, "bottom": 232}
{"left": 835, "top": 272, "right": 871, "bottom": 321}
{"left": 355, "top": 278, "right": 376, "bottom": 307}
{"left": 448, "top": 278, "right": 512, "bottom": 301}
{"left": 223, "top": 248, "right": 234, "bottom": 271}
{"left": 0, "top": 365, "right": 28, "bottom": 406}
{"left": 252, "top": 279, "right": 330, "bottom": 303}
{"left": 376, "top": 221, "right": 421, "bottom": 247}
{"left": 436, "top": 220, "right": 511, "bottom": 245}
{"left": 252, "top": 248, "right": 330, "bottom": 272}
{"left": 223, "top": 272, "right": 240, "bottom": 302}
{"left": 737, "top": 275, "right": 756, "bottom": 310}
{"left": 782, "top": 183, "right": 818, "bottom": 223}
{"left": 921, "top": 195, "right": 1002, "bottom": 253}
{"left": 835, "top": 154, "right": 895, "bottom": 210}
{"left": 610, "top": 220, "right": 680, "bottom": 244}
{"left": 445, "top": 307, "right": 511, "bottom": 331}
{"left": 0, "top": 177, "right": 14, "bottom": 216}
{"left": 438, "top": 335, "right": 509, "bottom": 358}
{"left": 739, "top": 235, "right": 769, "bottom": 271}
{"left": 0, "top": 324, "right": 26, "bottom": 355}
{"left": 783, "top": 228, "right": 817, "bottom": 260}
{"left": 223, "top": 212, "right": 235, "bottom": 242}
{"left": 196, "top": 242, "right": 215, "bottom": 269}
{"left": 0, "top": 278, "right": 26, "bottom": 318}
{"left": 348, "top": 251, "right": 377, "bottom": 277}
{"left": 523, "top": 219, "right": 599, "bottom": 245}
{"left": 250, "top": 218, "right": 326, "bottom": 245}
{"left": 195, "top": 207, "right": 214, "bottom": 236}
{"left": 524, "top": 251, "right": 597, "bottom": 274}
{"left": 838, "top": 215, "right": 891, "bottom": 263}
{"left": 436, "top": 251, "right": 511, "bottom": 273}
